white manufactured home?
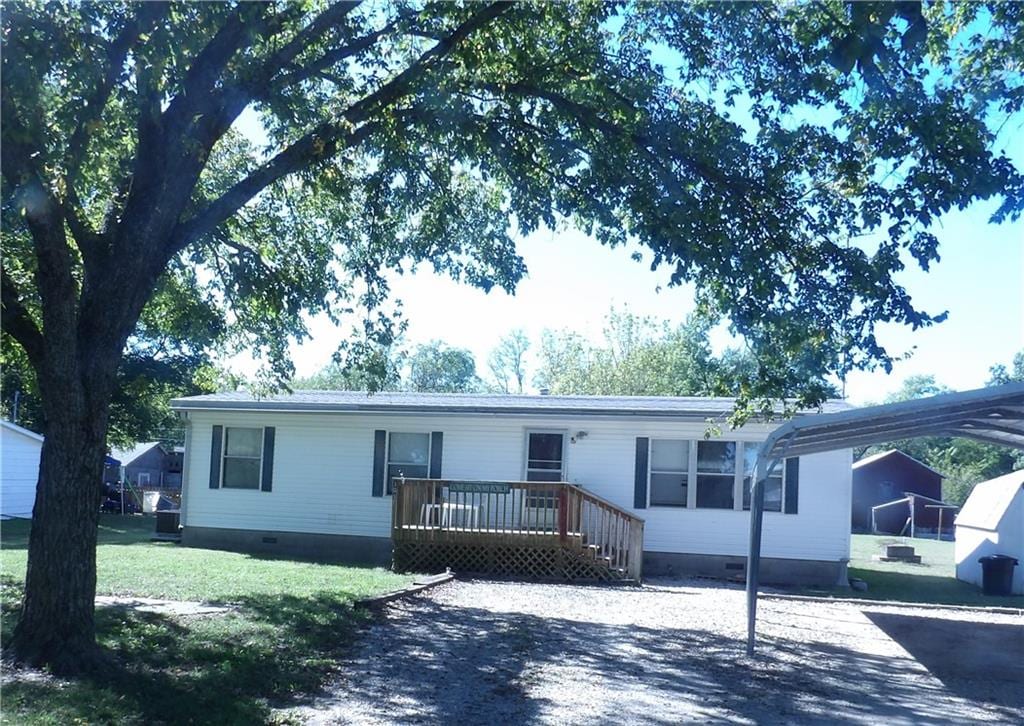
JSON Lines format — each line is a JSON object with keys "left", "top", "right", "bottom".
{"left": 171, "top": 391, "right": 853, "bottom": 585}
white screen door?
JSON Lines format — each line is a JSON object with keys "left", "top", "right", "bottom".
{"left": 524, "top": 431, "right": 566, "bottom": 512}
{"left": 525, "top": 431, "right": 566, "bottom": 482}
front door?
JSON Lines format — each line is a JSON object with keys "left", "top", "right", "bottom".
{"left": 524, "top": 430, "right": 566, "bottom": 518}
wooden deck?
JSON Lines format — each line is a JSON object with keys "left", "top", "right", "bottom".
{"left": 392, "top": 479, "right": 645, "bottom": 581}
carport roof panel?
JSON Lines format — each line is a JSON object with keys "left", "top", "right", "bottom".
{"left": 761, "top": 382, "right": 1024, "bottom": 459}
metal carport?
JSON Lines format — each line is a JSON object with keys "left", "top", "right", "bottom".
{"left": 746, "top": 381, "right": 1024, "bottom": 653}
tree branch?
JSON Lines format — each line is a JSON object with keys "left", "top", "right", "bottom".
{"left": 477, "top": 81, "right": 731, "bottom": 186}
{"left": 174, "top": 2, "right": 367, "bottom": 145}
{"left": 2, "top": 93, "right": 85, "bottom": 373}
{"left": 65, "top": 2, "right": 168, "bottom": 180}
{"left": 122, "top": 3, "right": 361, "bottom": 243}
{"left": 259, "top": 1, "right": 364, "bottom": 75}
{"left": 1, "top": 268, "right": 45, "bottom": 370}
{"left": 268, "top": 18, "right": 403, "bottom": 92}
{"left": 61, "top": 3, "right": 169, "bottom": 266}
{"left": 169, "top": 119, "right": 381, "bottom": 252}
{"left": 171, "top": 1, "right": 513, "bottom": 253}
{"left": 159, "top": 2, "right": 275, "bottom": 145}
{"left": 61, "top": 186, "right": 104, "bottom": 262}
{"left": 342, "top": 2, "right": 512, "bottom": 125}
{"left": 266, "top": 6, "right": 441, "bottom": 94}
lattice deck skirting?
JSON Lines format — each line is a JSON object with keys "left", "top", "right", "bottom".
{"left": 392, "top": 541, "right": 630, "bottom": 582}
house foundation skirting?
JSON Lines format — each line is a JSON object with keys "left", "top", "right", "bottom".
{"left": 184, "top": 526, "right": 846, "bottom": 586}
{"left": 643, "top": 551, "right": 848, "bottom": 587}
{"left": 182, "top": 526, "right": 392, "bottom": 566}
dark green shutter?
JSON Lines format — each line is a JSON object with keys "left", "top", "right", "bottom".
{"left": 372, "top": 430, "right": 387, "bottom": 497}
{"left": 261, "top": 427, "right": 275, "bottom": 492}
{"left": 634, "top": 437, "right": 649, "bottom": 509}
{"left": 784, "top": 457, "right": 799, "bottom": 514}
{"left": 429, "top": 432, "right": 443, "bottom": 479}
{"left": 209, "top": 425, "right": 223, "bottom": 488}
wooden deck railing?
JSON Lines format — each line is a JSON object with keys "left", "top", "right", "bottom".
{"left": 392, "top": 479, "right": 645, "bottom": 580}
{"left": 569, "top": 484, "right": 646, "bottom": 581}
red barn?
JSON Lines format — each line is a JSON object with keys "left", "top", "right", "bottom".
{"left": 852, "top": 450, "right": 947, "bottom": 534}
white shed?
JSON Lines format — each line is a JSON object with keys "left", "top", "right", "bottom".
{"left": 954, "top": 470, "right": 1024, "bottom": 595}
{"left": 0, "top": 420, "right": 44, "bottom": 519}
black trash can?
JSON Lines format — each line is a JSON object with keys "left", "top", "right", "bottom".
{"left": 978, "top": 554, "right": 1019, "bottom": 596}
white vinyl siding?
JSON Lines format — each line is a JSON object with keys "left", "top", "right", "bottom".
{"left": 0, "top": 425, "right": 42, "bottom": 518}
{"left": 180, "top": 410, "right": 852, "bottom": 562}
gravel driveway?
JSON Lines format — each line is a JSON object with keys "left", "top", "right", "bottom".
{"left": 283, "top": 578, "right": 1023, "bottom": 725}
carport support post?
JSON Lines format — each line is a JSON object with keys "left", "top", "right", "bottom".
{"left": 745, "top": 455, "right": 770, "bottom": 655}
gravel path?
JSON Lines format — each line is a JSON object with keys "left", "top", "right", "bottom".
{"left": 283, "top": 578, "right": 1024, "bottom": 725}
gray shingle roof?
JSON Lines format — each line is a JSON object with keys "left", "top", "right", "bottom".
{"left": 955, "top": 469, "right": 1024, "bottom": 530}
{"left": 852, "top": 448, "right": 946, "bottom": 478}
{"left": 171, "top": 390, "right": 852, "bottom": 420}
{"left": 110, "top": 441, "right": 164, "bottom": 466}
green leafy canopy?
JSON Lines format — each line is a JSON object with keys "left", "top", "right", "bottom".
{"left": 2, "top": 1, "right": 1021, "bottom": 420}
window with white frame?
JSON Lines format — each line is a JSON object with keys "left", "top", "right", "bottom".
{"left": 137, "top": 472, "right": 151, "bottom": 487}
{"left": 649, "top": 439, "right": 689, "bottom": 507}
{"left": 387, "top": 432, "right": 430, "bottom": 494}
{"left": 696, "top": 440, "right": 736, "bottom": 509}
{"left": 222, "top": 427, "right": 263, "bottom": 489}
{"left": 742, "top": 445, "right": 784, "bottom": 512}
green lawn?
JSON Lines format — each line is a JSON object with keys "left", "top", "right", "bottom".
{"left": 1, "top": 515, "right": 412, "bottom": 725}
{"left": 830, "top": 534, "right": 1024, "bottom": 608}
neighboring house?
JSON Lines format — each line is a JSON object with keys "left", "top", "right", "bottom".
{"left": 955, "top": 470, "right": 1024, "bottom": 596}
{"left": 0, "top": 420, "right": 43, "bottom": 519}
{"left": 171, "top": 391, "right": 854, "bottom": 586}
{"left": 107, "top": 442, "right": 184, "bottom": 489}
{"left": 851, "top": 449, "right": 946, "bottom": 534}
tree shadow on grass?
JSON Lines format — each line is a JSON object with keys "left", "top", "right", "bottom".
{"left": 2, "top": 584, "right": 375, "bottom": 725}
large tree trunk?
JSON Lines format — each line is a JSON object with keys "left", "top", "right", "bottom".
{"left": 6, "top": 374, "right": 113, "bottom": 674}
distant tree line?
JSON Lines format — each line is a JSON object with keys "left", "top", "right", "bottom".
{"left": 290, "top": 307, "right": 839, "bottom": 401}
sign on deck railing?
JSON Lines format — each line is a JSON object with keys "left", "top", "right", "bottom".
{"left": 446, "top": 481, "right": 511, "bottom": 494}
